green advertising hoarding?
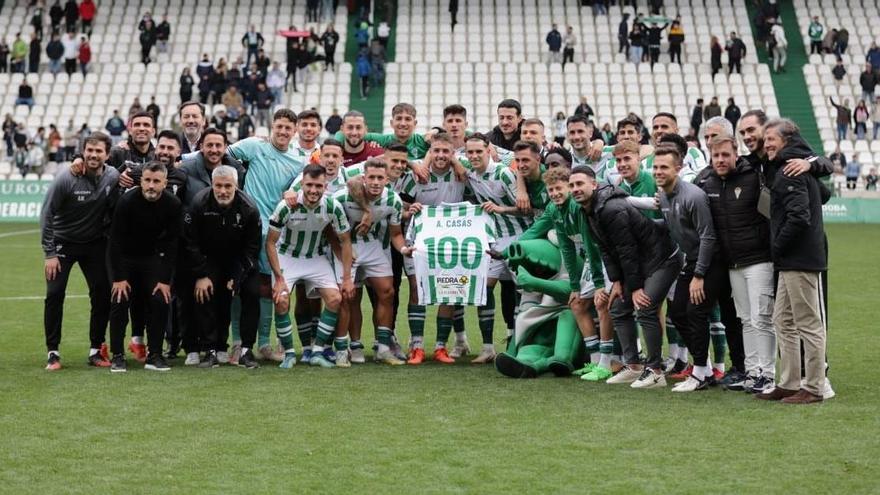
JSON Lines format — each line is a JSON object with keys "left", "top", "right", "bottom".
{"left": 0, "top": 180, "right": 51, "bottom": 222}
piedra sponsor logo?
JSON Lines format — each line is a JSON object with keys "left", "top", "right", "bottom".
{"left": 436, "top": 275, "right": 469, "bottom": 286}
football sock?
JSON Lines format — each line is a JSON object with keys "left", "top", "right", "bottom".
{"left": 295, "top": 313, "right": 314, "bottom": 347}
{"left": 257, "top": 298, "right": 273, "bottom": 347}
{"left": 230, "top": 296, "right": 241, "bottom": 342}
{"left": 314, "top": 309, "right": 338, "bottom": 347}
{"left": 407, "top": 304, "right": 426, "bottom": 337}
{"left": 478, "top": 288, "right": 495, "bottom": 345}
{"left": 274, "top": 312, "right": 294, "bottom": 351}
{"left": 584, "top": 335, "right": 600, "bottom": 363}
{"left": 453, "top": 306, "right": 466, "bottom": 338}
{"left": 334, "top": 336, "right": 349, "bottom": 352}
{"left": 436, "top": 317, "right": 453, "bottom": 348}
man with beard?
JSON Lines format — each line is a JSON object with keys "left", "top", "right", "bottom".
{"left": 178, "top": 101, "right": 207, "bottom": 154}
{"left": 292, "top": 109, "right": 322, "bottom": 159}
{"left": 643, "top": 112, "right": 708, "bottom": 181}
{"left": 185, "top": 165, "right": 262, "bottom": 369}
{"left": 339, "top": 110, "right": 385, "bottom": 168}
{"left": 486, "top": 99, "right": 524, "bottom": 151}
{"left": 107, "top": 162, "right": 183, "bottom": 372}
{"left": 180, "top": 128, "right": 246, "bottom": 207}
{"left": 341, "top": 103, "right": 430, "bottom": 160}
{"left": 41, "top": 132, "right": 119, "bottom": 371}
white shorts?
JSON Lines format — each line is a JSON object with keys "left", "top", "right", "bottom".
{"left": 488, "top": 235, "right": 516, "bottom": 281}
{"left": 579, "top": 261, "right": 610, "bottom": 299}
{"left": 280, "top": 254, "right": 339, "bottom": 298}
{"left": 344, "top": 241, "right": 393, "bottom": 287}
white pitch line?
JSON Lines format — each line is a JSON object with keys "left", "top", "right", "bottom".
{"left": 0, "top": 229, "right": 39, "bottom": 239}
{"left": 0, "top": 294, "right": 87, "bottom": 301}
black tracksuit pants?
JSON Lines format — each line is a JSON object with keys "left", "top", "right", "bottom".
{"left": 108, "top": 256, "right": 170, "bottom": 357}
{"left": 193, "top": 264, "right": 260, "bottom": 351}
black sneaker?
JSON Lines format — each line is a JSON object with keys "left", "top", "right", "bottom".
{"left": 238, "top": 349, "right": 260, "bottom": 369}
{"left": 747, "top": 375, "right": 775, "bottom": 394}
{"left": 164, "top": 347, "right": 180, "bottom": 360}
{"left": 110, "top": 354, "right": 127, "bottom": 373}
{"left": 145, "top": 353, "right": 171, "bottom": 372}
{"left": 46, "top": 353, "right": 62, "bottom": 371}
{"left": 722, "top": 369, "right": 748, "bottom": 391}
{"left": 199, "top": 351, "right": 220, "bottom": 369}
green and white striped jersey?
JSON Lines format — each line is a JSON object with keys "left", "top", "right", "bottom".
{"left": 289, "top": 166, "right": 350, "bottom": 196}
{"left": 571, "top": 145, "right": 616, "bottom": 181}
{"left": 268, "top": 194, "right": 350, "bottom": 258}
{"left": 332, "top": 186, "right": 403, "bottom": 247}
{"left": 344, "top": 162, "right": 409, "bottom": 194}
{"left": 458, "top": 158, "right": 532, "bottom": 238}
{"left": 399, "top": 165, "right": 465, "bottom": 205}
{"left": 641, "top": 146, "right": 708, "bottom": 183}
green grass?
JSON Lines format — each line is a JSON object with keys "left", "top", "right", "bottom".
{"left": 0, "top": 223, "right": 878, "bottom": 493}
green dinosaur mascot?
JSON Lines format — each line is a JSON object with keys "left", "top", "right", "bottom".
{"left": 494, "top": 236, "right": 586, "bottom": 378}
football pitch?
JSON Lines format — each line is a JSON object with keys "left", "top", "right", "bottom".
{"left": 0, "top": 223, "right": 877, "bottom": 493}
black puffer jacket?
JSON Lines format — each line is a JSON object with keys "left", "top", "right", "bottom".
{"left": 586, "top": 184, "right": 678, "bottom": 292}
{"left": 697, "top": 157, "right": 771, "bottom": 268}
{"left": 485, "top": 123, "right": 522, "bottom": 151}
{"left": 768, "top": 139, "right": 827, "bottom": 272}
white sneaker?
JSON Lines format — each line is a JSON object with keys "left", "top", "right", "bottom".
{"left": 606, "top": 366, "right": 642, "bottom": 384}
{"left": 449, "top": 338, "right": 470, "bottom": 358}
{"left": 184, "top": 352, "right": 200, "bottom": 366}
{"left": 631, "top": 368, "right": 667, "bottom": 389}
{"left": 375, "top": 349, "right": 405, "bottom": 365}
{"left": 335, "top": 349, "right": 351, "bottom": 368}
{"left": 671, "top": 375, "right": 709, "bottom": 393}
{"left": 350, "top": 348, "right": 366, "bottom": 364}
{"left": 216, "top": 351, "right": 229, "bottom": 364}
{"left": 471, "top": 347, "right": 496, "bottom": 364}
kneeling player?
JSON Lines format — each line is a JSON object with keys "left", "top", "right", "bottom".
{"left": 266, "top": 165, "right": 354, "bottom": 368}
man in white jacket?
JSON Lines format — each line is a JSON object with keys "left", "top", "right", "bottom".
{"left": 770, "top": 20, "right": 788, "bottom": 73}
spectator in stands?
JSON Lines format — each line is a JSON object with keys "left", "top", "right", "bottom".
{"left": 629, "top": 24, "right": 644, "bottom": 66}
{"left": 808, "top": 16, "right": 823, "bottom": 55}
{"left": 770, "top": 20, "right": 787, "bottom": 73}
{"left": 321, "top": 25, "right": 339, "bottom": 72}
{"left": 830, "top": 97, "right": 851, "bottom": 141}
{"left": 156, "top": 14, "right": 170, "bottom": 54}
{"left": 618, "top": 13, "right": 629, "bottom": 56}
{"left": 709, "top": 35, "right": 722, "bottom": 79}
{"left": 50, "top": 1, "right": 64, "bottom": 35}
{"left": 645, "top": 19, "right": 668, "bottom": 69}
{"left": 690, "top": 98, "right": 704, "bottom": 134}
{"left": 726, "top": 32, "right": 746, "bottom": 75}
{"left": 209, "top": 64, "right": 228, "bottom": 105}
{"left": 845, "top": 153, "right": 861, "bottom": 189}
{"left": 221, "top": 86, "right": 244, "bottom": 120}
{"left": 821, "top": 28, "right": 836, "bottom": 54}
{"left": 105, "top": 110, "right": 126, "bottom": 146}
{"left": 866, "top": 42, "right": 880, "bottom": 76}
{"left": 10, "top": 33, "right": 27, "bottom": 73}
{"left": 873, "top": 96, "right": 880, "bottom": 140}
{"left": 355, "top": 22, "right": 370, "bottom": 50}
{"left": 241, "top": 25, "right": 264, "bottom": 67}
{"left": 860, "top": 64, "right": 876, "bottom": 103}
{"left": 138, "top": 14, "right": 156, "bottom": 65}
{"left": 829, "top": 145, "right": 846, "bottom": 173}
{"left": 600, "top": 122, "right": 614, "bottom": 144}
{"left": 15, "top": 80, "right": 35, "bottom": 111}
{"left": 356, "top": 51, "right": 371, "bottom": 99}
{"left": 546, "top": 23, "right": 562, "bottom": 65}
{"left": 31, "top": 6, "right": 44, "bottom": 42}
{"left": 369, "top": 39, "right": 386, "bottom": 86}
{"left": 834, "top": 27, "right": 848, "bottom": 56}
{"left": 573, "top": 96, "right": 594, "bottom": 120}
{"left": 255, "top": 49, "right": 271, "bottom": 81}
{"left": 448, "top": 0, "right": 458, "bottom": 31}
{"left": 64, "top": 0, "right": 78, "bottom": 33}
{"left": 254, "top": 83, "right": 273, "bottom": 127}
{"left": 287, "top": 42, "right": 308, "bottom": 92}
{"left": 2, "top": 115, "right": 15, "bottom": 157}
{"left": 377, "top": 20, "right": 391, "bottom": 47}
{"left": 724, "top": 97, "right": 741, "bottom": 128}
{"left": 667, "top": 18, "right": 684, "bottom": 65}
{"left": 832, "top": 59, "right": 846, "bottom": 82}
{"left": 78, "top": 35, "right": 90, "bottom": 76}
{"left": 61, "top": 31, "right": 78, "bottom": 75}
{"left": 325, "top": 108, "right": 342, "bottom": 135}
{"left": 196, "top": 54, "right": 213, "bottom": 103}
{"left": 179, "top": 67, "right": 194, "bottom": 103}
{"left": 866, "top": 168, "right": 878, "bottom": 191}
{"left": 704, "top": 97, "right": 722, "bottom": 120}
{"left": 48, "top": 124, "right": 62, "bottom": 162}
{"left": 62, "top": 119, "right": 76, "bottom": 159}
{"left": 307, "top": 0, "right": 320, "bottom": 22}
{"left": 129, "top": 97, "right": 143, "bottom": 116}
{"left": 238, "top": 112, "right": 255, "bottom": 139}
{"left": 146, "top": 96, "right": 160, "bottom": 121}
{"left": 240, "top": 72, "right": 258, "bottom": 113}
{"left": 0, "top": 40, "right": 8, "bottom": 73}
{"left": 46, "top": 33, "right": 63, "bottom": 75}
{"left": 28, "top": 33, "right": 41, "bottom": 73}
{"left": 854, "top": 100, "right": 870, "bottom": 140}
{"left": 79, "top": 0, "right": 96, "bottom": 35}
{"left": 263, "top": 61, "right": 284, "bottom": 99}
{"left": 562, "top": 26, "right": 576, "bottom": 70}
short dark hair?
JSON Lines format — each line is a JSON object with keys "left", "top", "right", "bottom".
{"left": 129, "top": 111, "right": 156, "bottom": 128}
{"left": 443, "top": 104, "right": 467, "bottom": 119}
{"left": 570, "top": 165, "right": 596, "bottom": 179}
{"left": 363, "top": 157, "right": 387, "bottom": 172}
{"left": 513, "top": 140, "right": 540, "bottom": 155}
{"left": 658, "top": 133, "right": 687, "bottom": 156}
{"left": 652, "top": 112, "right": 678, "bottom": 123}
{"left": 497, "top": 99, "right": 522, "bottom": 115}
{"left": 321, "top": 138, "right": 344, "bottom": 151}
{"left": 156, "top": 130, "right": 181, "bottom": 147}
{"left": 198, "top": 127, "right": 228, "bottom": 146}
{"left": 273, "top": 108, "right": 298, "bottom": 124}
{"left": 654, "top": 143, "right": 683, "bottom": 166}
{"left": 566, "top": 114, "right": 592, "bottom": 128}
{"left": 143, "top": 161, "right": 168, "bottom": 176}
{"left": 83, "top": 132, "right": 112, "bottom": 153}
{"left": 178, "top": 101, "right": 206, "bottom": 117}
{"left": 543, "top": 146, "right": 573, "bottom": 166}
{"left": 741, "top": 109, "right": 768, "bottom": 125}
{"left": 616, "top": 115, "right": 642, "bottom": 133}
{"left": 466, "top": 133, "right": 489, "bottom": 146}
{"left": 301, "top": 164, "right": 327, "bottom": 180}
{"left": 384, "top": 142, "right": 409, "bottom": 154}
{"left": 297, "top": 109, "right": 322, "bottom": 126}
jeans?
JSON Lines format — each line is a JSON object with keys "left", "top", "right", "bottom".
{"left": 609, "top": 255, "right": 681, "bottom": 370}
{"left": 15, "top": 97, "right": 34, "bottom": 110}
{"left": 270, "top": 87, "right": 283, "bottom": 106}
{"left": 729, "top": 262, "right": 776, "bottom": 377}
{"left": 48, "top": 58, "right": 62, "bottom": 74}
{"left": 322, "top": 0, "right": 335, "bottom": 19}
{"left": 874, "top": 121, "right": 880, "bottom": 140}
{"left": 246, "top": 45, "right": 259, "bottom": 66}
{"left": 548, "top": 50, "right": 562, "bottom": 65}
{"left": 630, "top": 46, "right": 643, "bottom": 65}
{"left": 837, "top": 123, "right": 848, "bottom": 141}
{"left": 856, "top": 122, "right": 867, "bottom": 140}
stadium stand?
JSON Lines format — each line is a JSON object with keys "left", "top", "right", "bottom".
{"left": 796, "top": 0, "right": 880, "bottom": 192}
{"left": 0, "top": 0, "right": 350, "bottom": 179}
{"left": 385, "top": 0, "right": 777, "bottom": 137}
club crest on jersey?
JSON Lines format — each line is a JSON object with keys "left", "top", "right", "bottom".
{"left": 734, "top": 187, "right": 742, "bottom": 199}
